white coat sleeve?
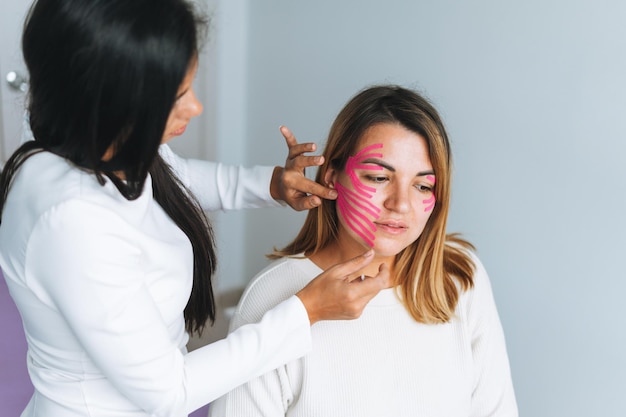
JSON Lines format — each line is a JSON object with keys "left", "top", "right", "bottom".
{"left": 209, "top": 267, "right": 303, "bottom": 417}
{"left": 467, "top": 256, "right": 518, "bottom": 417}
{"left": 26, "top": 200, "right": 310, "bottom": 417}
{"left": 185, "top": 296, "right": 311, "bottom": 413}
{"left": 208, "top": 314, "right": 294, "bottom": 417}
{"left": 159, "top": 144, "right": 283, "bottom": 211}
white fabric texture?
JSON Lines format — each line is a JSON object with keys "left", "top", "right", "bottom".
{"left": 0, "top": 145, "right": 312, "bottom": 417}
{"left": 210, "top": 253, "right": 518, "bottom": 417}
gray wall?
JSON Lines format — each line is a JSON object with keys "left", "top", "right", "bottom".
{"left": 217, "top": 1, "right": 625, "bottom": 416}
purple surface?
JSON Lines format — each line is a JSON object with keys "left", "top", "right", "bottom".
{"left": 190, "top": 405, "right": 210, "bottom": 417}
{"left": 1, "top": 271, "right": 211, "bottom": 417}
{"left": 0, "top": 271, "right": 33, "bottom": 416}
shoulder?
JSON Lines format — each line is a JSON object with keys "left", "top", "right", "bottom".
{"left": 1, "top": 152, "right": 147, "bottom": 269}
{"left": 3, "top": 152, "right": 109, "bottom": 230}
{"left": 231, "top": 256, "right": 319, "bottom": 328}
{"left": 158, "top": 143, "right": 188, "bottom": 181}
{"left": 9, "top": 151, "right": 136, "bottom": 214}
{"left": 450, "top": 245, "right": 500, "bottom": 320}
{"left": 444, "top": 234, "right": 475, "bottom": 261}
{"left": 443, "top": 236, "right": 494, "bottom": 298}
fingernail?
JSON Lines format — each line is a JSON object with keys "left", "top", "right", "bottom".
{"left": 328, "top": 190, "right": 338, "bottom": 199}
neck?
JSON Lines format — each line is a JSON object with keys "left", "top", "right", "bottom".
{"left": 308, "top": 235, "right": 396, "bottom": 286}
{"left": 101, "top": 146, "right": 127, "bottom": 180}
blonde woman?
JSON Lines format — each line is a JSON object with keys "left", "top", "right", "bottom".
{"left": 210, "top": 85, "right": 517, "bottom": 417}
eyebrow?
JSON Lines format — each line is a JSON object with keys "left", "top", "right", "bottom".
{"left": 176, "top": 88, "right": 189, "bottom": 100}
{"left": 360, "top": 158, "right": 435, "bottom": 177}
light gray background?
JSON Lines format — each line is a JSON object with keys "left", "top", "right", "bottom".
{"left": 198, "top": 1, "right": 626, "bottom": 416}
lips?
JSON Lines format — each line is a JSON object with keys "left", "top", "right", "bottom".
{"left": 171, "top": 125, "right": 187, "bottom": 136}
{"left": 374, "top": 219, "right": 408, "bottom": 234}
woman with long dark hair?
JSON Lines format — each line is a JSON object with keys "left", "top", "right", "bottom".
{"left": 0, "top": 1, "right": 388, "bottom": 416}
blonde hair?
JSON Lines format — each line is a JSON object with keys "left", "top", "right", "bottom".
{"left": 272, "top": 85, "right": 475, "bottom": 324}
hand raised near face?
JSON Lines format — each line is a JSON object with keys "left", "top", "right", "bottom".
{"left": 270, "top": 126, "right": 337, "bottom": 211}
{"left": 296, "top": 250, "right": 390, "bottom": 325}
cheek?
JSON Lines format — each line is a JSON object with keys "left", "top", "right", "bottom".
{"left": 161, "top": 116, "right": 176, "bottom": 142}
{"left": 422, "top": 175, "right": 437, "bottom": 212}
{"left": 421, "top": 210, "right": 434, "bottom": 228}
{"left": 335, "top": 178, "right": 381, "bottom": 247}
{"left": 404, "top": 207, "right": 434, "bottom": 247}
{"left": 335, "top": 143, "right": 384, "bottom": 247}
{"left": 422, "top": 194, "right": 436, "bottom": 212}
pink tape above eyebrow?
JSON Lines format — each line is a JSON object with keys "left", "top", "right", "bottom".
{"left": 353, "top": 143, "right": 383, "bottom": 159}
{"left": 345, "top": 144, "right": 383, "bottom": 197}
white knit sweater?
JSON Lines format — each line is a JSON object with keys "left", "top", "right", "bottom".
{"left": 210, "top": 254, "right": 518, "bottom": 417}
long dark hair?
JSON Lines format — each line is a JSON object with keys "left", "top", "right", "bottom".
{"left": 0, "top": 0, "right": 216, "bottom": 334}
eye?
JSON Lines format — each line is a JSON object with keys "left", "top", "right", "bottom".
{"left": 175, "top": 91, "right": 187, "bottom": 101}
{"left": 364, "top": 175, "right": 388, "bottom": 183}
{"left": 416, "top": 184, "right": 433, "bottom": 192}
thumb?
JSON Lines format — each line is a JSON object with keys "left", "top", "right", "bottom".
{"left": 349, "top": 262, "right": 391, "bottom": 295}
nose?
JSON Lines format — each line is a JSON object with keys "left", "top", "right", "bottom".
{"left": 383, "top": 183, "right": 411, "bottom": 213}
{"left": 187, "top": 90, "right": 203, "bottom": 118}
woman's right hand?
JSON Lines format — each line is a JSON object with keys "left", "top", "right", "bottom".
{"left": 270, "top": 126, "right": 338, "bottom": 211}
{"left": 295, "top": 250, "right": 390, "bottom": 325}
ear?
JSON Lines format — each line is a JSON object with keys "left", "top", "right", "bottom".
{"left": 324, "top": 167, "right": 339, "bottom": 189}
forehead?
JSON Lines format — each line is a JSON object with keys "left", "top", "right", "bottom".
{"left": 355, "top": 123, "right": 432, "bottom": 169}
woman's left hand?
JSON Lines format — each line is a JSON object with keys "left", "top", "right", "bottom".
{"left": 270, "top": 125, "right": 337, "bottom": 211}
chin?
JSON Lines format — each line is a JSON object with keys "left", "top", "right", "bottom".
{"left": 371, "top": 245, "right": 405, "bottom": 258}
{"left": 370, "top": 237, "right": 412, "bottom": 256}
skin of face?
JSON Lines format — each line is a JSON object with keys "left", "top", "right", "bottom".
{"left": 334, "top": 143, "right": 383, "bottom": 247}
{"left": 101, "top": 60, "right": 202, "bottom": 163}
{"left": 324, "top": 123, "right": 436, "bottom": 275}
{"left": 161, "top": 59, "right": 203, "bottom": 144}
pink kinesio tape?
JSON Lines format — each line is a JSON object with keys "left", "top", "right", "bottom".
{"left": 423, "top": 175, "right": 436, "bottom": 212}
{"left": 336, "top": 143, "right": 383, "bottom": 247}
